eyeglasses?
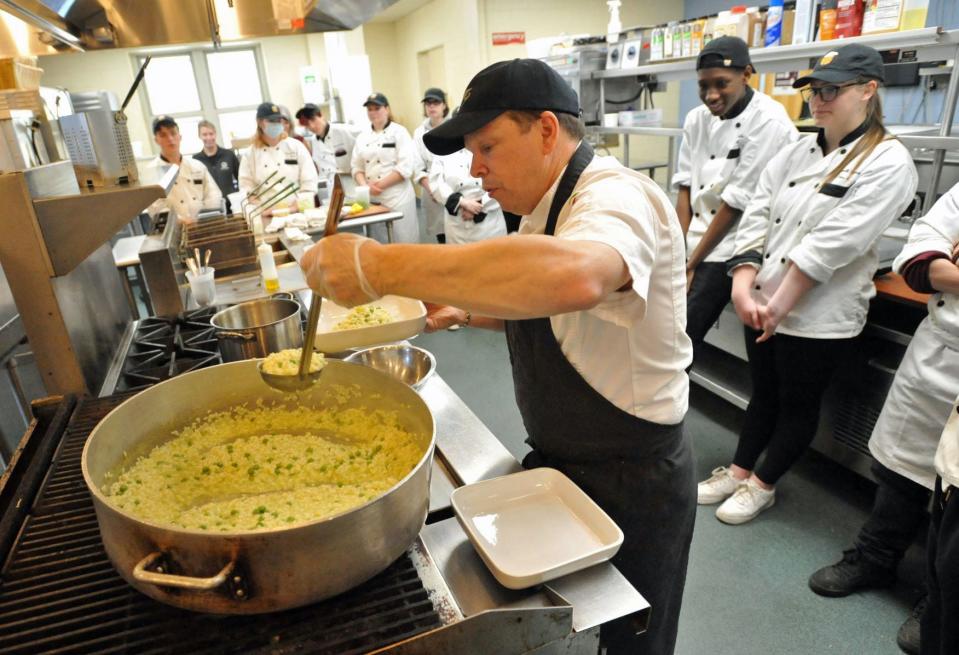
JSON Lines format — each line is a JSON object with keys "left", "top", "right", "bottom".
{"left": 801, "top": 82, "right": 858, "bottom": 103}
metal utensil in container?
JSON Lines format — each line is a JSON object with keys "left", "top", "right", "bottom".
{"left": 210, "top": 297, "right": 302, "bottom": 362}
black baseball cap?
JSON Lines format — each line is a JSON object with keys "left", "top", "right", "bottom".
{"left": 423, "top": 58, "right": 580, "bottom": 156}
{"left": 422, "top": 87, "right": 446, "bottom": 103}
{"left": 697, "top": 36, "right": 752, "bottom": 71}
{"left": 152, "top": 115, "right": 178, "bottom": 134}
{"left": 362, "top": 92, "right": 389, "bottom": 107}
{"left": 295, "top": 103, "right": 322, "bottom": 124}
{"left": 793, "top": 44, "right": 885, "bottom": 87}
{"left": 256, "top": 102, "right": 283, "bottom": 121}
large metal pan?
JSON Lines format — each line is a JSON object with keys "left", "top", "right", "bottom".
{"left": 81, "top": 359, "right": 434, "bottom": 614}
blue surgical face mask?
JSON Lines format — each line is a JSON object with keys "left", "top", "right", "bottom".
{"left": 264, "top": 122, "right": 284, "bottom": 139}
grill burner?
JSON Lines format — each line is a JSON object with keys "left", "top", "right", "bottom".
{"left": 0, "top": 396, "right": 442, "bottom": 654}
{"left": 116, "top": 307, "right": 221, "bottom": 392}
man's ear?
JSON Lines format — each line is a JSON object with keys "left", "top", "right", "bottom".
{"left": 539, "top": 111, "right": 561, "bottom": 154}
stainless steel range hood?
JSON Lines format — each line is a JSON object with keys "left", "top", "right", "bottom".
{"left": 0, "top": 0, "right": 397, "bottom": 56}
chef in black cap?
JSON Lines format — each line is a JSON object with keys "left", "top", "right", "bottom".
{"left": 238, "top": 102, "right": 317, "bottom": 202}
{"left": 146, "top": 115, "right": 222, "bottom": 223}
{"left": 700, "top": 44, "right": 918, "bottom": 528}
{"left": 300, "top": 58, "right": 695, "bottom": 655}
{"left": 296, "top": 103, "right": 356, "bottom": 198}
{"left": 351, "top": 92, "right": 420, "bottom": 243}
{"left": 673, "top": 36, "right": 797, "bottom": 369}
{"left": 412, "top": 87, "right": 450, "bottom": 243}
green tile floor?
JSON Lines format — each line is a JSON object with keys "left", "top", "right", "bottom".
{"left": 416, "top": 326, "right": 926, "bottom": 655}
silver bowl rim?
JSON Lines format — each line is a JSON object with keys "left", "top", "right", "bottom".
{"left": 210, "top": 297, "right": 302, "bottom": 331}
{"left": 344, "top": 344, "right": 437, "bottom": 390}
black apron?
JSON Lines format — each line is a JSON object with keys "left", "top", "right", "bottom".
{"left": 505, "top": 142, "right": 696, "bottom": 655}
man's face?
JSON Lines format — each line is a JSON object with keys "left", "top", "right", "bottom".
{"left": 199, "top": 126, "right": 217, "bottom": 149}
{"left": 465, "top": 113, "right": 550, "bottom": 215}
{"left": 307, "top": 115, "right": 327, "bottom": 135}
{"left": 154, "top": 125, "right": 181, "bottom": 157}
{"left": 697, "top": 67, "right": 750, "bottom": 116}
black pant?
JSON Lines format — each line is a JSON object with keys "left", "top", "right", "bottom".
{"left": 921, "top": 478, "right": 958, "bottom": 655}
{"left": 855, "top": 460, "right": 931, "bottom": 571}
{"left": 686, "top": 262, "right": 733, "bottom": 363}
{"left": 733, "top": 329, "right": 849, "bottom": 485}
{"left": 523, "top": 435, "right": 695, "bottom": 655}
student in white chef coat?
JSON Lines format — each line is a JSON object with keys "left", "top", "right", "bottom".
{"left": 351, "top": 93, "right": 419, "bottom": 243}
{"left": 923, "top": 394, "right": 959, "bottom": 655}
{"left": 697, "top": 44, "right": 918, "bottom": 524}
{"left": 295, "top": 103, "right": 356, "bottom": 199}
{"left": 238, "top": 102, "right": 318, "bottom": 200}
{"left": 673, "top": 36, "right": 797, "bottom": 362}
{"left": 807, "top": 181, "right": 959, "bottom": 654}
{"left": 146, "top": 115, "right": 222, "bottom": 223}
{"left": 300, "top": 59, "right": 695, "bottom": 655}
{"left": 428, "top": 145, "right": 507, "bottom": 244}
{"left": 412, "top": 88, "right": 450, "bottom": 243}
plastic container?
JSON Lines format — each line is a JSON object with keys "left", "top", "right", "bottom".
{"left": 354, "top": 184, "right": 370, "bottom": 208}
{"left": 900, "top": 0, "right": 929, "bottom": 30}
{"left": 691, "top": 18, "right": 706, "bottom": 56}
{"left": 747, "top": 7, "right": 765, "bottom": 46}
{"left": 681, "top": 21, "right": 693, "bottom": 58}
{"left": 835, "top": 0, "right": 865, "bottom": 38}
{"left": 650, "top": 25, "right": 664, "bottom": 61}
{"left": 186, "top": 267, "right": 216, "bottom": 306}
{"left": 862, "top": 0, "right": 903, "bottom": 34}
{"left": 257, "top": 242, "right": 279, "bottom": 294}
{"left": 703, "top": 15, "right": 717, "bottom": 46}
{"left": 664, "top": 21, "right": 679, "bottom": 58}
{"left": 819, "top": 0, "right": 839, "bottom": 40}
{"left": 765, "top": 0, "right": 785, "bottom": 46}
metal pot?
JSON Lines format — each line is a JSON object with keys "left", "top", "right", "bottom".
{"left": 210, "top": 297, "right": 302, "bottom": 362}
{"left": 81, "top": 360, "right": 434, "bottom": 614}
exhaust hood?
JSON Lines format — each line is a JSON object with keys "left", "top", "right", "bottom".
{"left": 0, "top": 0, "right": 397, "bottom": 56}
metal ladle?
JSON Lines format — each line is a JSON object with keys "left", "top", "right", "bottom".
{"left": 258, "top": 176, "right": 345, "bottom": 392}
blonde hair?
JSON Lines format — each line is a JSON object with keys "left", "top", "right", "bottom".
{"left": 821, "top": 78, "right": 892, "bottom": 187}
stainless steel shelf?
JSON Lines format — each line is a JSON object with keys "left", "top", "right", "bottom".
{"left": 594, "top": 28, "right": 957, "bottom": 81}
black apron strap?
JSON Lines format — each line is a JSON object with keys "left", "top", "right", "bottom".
{"left": 544, "top": 141, "right": 594, "bottom": 236}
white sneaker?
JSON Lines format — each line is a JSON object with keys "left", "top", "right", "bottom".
{"left": 697, "top": 466, "right": 741, "bottom": 505}
{"left": 716, "top": 478, "right": 776, "bottom": 525}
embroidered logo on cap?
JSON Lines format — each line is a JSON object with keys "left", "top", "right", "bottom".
{"left": 368, "top": 94, "right": 376, "bottom": 102}
{"left": 462, "top": 87, "right": 472, "bottom": 104}
{"left": 821, "top": 51, "right": 839, "bottom": 66}
{"left": 724, "top": 58, "right": 732, "bottom": 67}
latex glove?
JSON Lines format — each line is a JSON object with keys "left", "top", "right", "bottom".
{"left": 300, "top": 233, "right": 381, "bottom": 307}
{"left": 424, "top": 302, "right": 466, "bottom": 332}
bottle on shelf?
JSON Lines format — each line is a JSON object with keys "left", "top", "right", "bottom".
{"left": 765, "top": 0, "right": 785, "bottom": 46}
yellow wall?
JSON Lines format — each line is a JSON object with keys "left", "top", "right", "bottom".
{"left": 362, "top": 22, "right": 406, "bottom": 125}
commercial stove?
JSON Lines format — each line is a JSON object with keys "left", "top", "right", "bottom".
{"left": 1, "top": 310, "right": 649, "bottom": 654}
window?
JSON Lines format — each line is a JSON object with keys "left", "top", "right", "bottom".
{"left": 136, "top": 46, "right": 268, "bottom": 155}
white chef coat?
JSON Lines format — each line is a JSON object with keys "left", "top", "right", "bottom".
{"left": 731, "top": 129, "right": 918, "bottom": 338}
{"left": 351, "top": 121, "right": 419, "bottom": 243}
{"left": 238, "top": 136, "right": 318, "bottom": 195}
{"left": 935, "top": 395, "right": 959, "bottom": 491}
{"left": 893, "top": 181, "right": 959, "bottom": 351}
{"left": 673, "top": 89, "right": 797, "bottom": 262}
{"left": 428, "top": 148, "right": 506, "bottom": 244}
{"left": 413, "top": 117, "right": 447, "bottom": 238}
{"left": 145, "top": 155, "right": 222, "bottom": 219}
{"left": 869, "top": 182, "right": 959, "bottom": 488}
{"left": 519, "top": 155, "right": 692, "bottom": 424}
{"left": 311, "top": 123, "right": 356, "bottom": 188}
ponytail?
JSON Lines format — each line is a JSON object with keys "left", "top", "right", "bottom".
{"left": 821, "top": 78, "right": 892, "bottom": 187}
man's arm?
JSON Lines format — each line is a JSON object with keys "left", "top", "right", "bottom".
{"left": 303, "top": 233, "right": 631, "bottom": 319}
{"left": 676, "top": 186, "right": 692, "bottom": 236}
{"left": 686, "top": 202, "right": 742, "bottom": 271}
